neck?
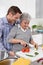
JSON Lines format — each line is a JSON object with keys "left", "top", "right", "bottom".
{"left": 20, "top": 25, "right": 26, "bottom": 30}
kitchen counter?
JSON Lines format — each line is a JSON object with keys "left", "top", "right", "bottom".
{"left": 0, "top": 56, "right": 43, "bottom": 65}
{"left": 16, "top": 47, "right": 43, "bottom": 62}
{"left": 0, "top": 48, "right": 43, "bottom": 65}
{"left": 32, "top": 31, "right": 43, "bottom": 35}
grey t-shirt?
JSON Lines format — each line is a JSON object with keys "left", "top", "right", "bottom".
{"left": 7, "top": 25, "right": 33, "bottom": 52}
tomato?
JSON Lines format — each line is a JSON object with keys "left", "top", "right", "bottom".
{"left": 21, "top": 48, "right": 25, "bottom": 52}
{"left": 25, "top": 48, "right": 30, "bottom": 52}
{"left": 21, "top": 47, "right": 30, "bottom": 52}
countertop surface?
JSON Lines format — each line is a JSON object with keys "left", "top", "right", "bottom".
{"left": 32, "top": 30, "right": 43, "bottom": 35}
{"left": 16, "top": 47, "right": 43, "bottom": 62}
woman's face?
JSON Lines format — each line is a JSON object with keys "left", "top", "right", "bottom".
{"left": 20, "top": 19, "right": 30, "bottom": 30}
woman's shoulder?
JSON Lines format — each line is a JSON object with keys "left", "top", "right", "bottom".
{"left": 12, "top": 24, "right": 18, "bottom": 30}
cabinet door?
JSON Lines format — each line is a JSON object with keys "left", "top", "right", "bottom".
{"left": 32, "top": 34, "right": 42, "bottom": 45}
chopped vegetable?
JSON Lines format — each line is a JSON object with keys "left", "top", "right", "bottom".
{"left": 21, "top": 47, "right": 30, "bottom": 52}
{"left": 34, "top": 52, "right": 39, "bottom": 55}
{"left": 26, "top": 54, "right": 34, "bottom": 57}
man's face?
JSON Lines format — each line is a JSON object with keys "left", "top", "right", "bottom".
{"left": 10, "top": 13, "right": 21, "bottom": 23}
{"left": 20, "top": 20, "right": 29, "bottom": 30}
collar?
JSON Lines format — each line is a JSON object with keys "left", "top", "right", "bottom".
{"left": 18, "top": 24, "right": 27, "bottom": 32}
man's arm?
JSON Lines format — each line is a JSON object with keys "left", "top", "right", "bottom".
{"left": 0, "top": 19, "right": 6, "bottom": 50}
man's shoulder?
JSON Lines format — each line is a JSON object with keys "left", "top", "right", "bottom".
{"left": 0, "top": 17, "right": 6, "bottom": 24}
{"left": 0, "top": 18, "right": 4, "bottom": 25}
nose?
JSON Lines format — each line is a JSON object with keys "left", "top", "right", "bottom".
{"left": 26, "top": 24, "right": 28, "bottom": 27}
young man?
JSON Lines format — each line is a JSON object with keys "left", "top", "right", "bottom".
{"left": 0, "top": 6, "right": 22, "bottom": 56}
{"left": 7, "top": 13, "right": 38, "bottom": 56}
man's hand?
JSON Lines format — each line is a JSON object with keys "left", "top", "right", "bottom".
{"left": 9, "top": 51, "right": 15, "bottom": 56}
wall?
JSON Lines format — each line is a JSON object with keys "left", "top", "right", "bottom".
{"left": 0, "top": 0, "right": 43, "bottom": 26}
{"left": 25, "top": 0, "right": 36, "bottom": 18}
{"left": 36, "top": 0, "right": 43, "bottom": 18}
{"left": 0, "top": 0, "right": 35, "bottom": 18}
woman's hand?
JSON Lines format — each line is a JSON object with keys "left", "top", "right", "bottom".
{"left": 34, "top": 43, "right": 38, "bottom": 50}
{"left": 19, "top": 40, "right": 27, "bottom": 47}
{"left": 30, "top": 40, "right": 38, "bottom": 49}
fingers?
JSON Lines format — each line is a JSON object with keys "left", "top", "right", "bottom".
{"left": 34, "top": 44, "right": 38, "bottom": 50}
{"left": 25, "top": 44, "right": 28, "bottom": 47}
{"left": 9, "top": 51, "right": 15, "bottom": 56}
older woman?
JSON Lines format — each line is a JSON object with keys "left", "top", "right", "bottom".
{"left": 7, "top": 13, "right": 38, "bottom": 56}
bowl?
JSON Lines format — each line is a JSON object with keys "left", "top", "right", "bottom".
{"left": 0, "top": 59, "right": 16, "bottom": 65}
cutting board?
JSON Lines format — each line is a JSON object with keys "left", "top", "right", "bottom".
{"left": 16, "top": 47, "right": 43, "bottom": 62}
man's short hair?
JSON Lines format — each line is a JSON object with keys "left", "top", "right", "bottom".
{"left": 7, "top": 6, "right": 22, "bottom": 15}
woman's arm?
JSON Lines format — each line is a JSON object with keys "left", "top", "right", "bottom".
{"left": 8, "top": 38, "right": 27, "bottom": 47}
